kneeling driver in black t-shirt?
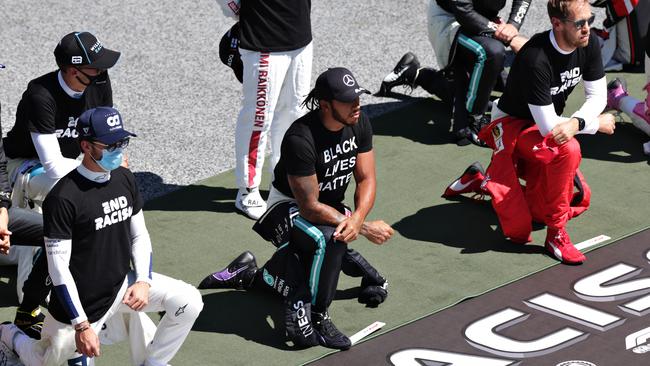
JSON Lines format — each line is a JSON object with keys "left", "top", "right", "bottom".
{"left": 199, "top": 68, "right": 393, "bottom": 350}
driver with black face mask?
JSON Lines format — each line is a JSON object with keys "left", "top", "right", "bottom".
{"left": 73, "top": 66, "right": 107, "bottom": 87}
{"left": 3, "top": 31, "right": 120, "bottom": 213}
{"left": 1, "top": 31, "right": 120, "bottom": 340}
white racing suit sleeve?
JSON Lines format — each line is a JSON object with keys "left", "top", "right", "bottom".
{"left": 571, "top": 77, "right": 607, "bottom": 135}
{"left": 130, "top": 211, "right": 153, "bottom": 284}
{"left": 31, "top": 132, "right": 80, "bottom": 179}
{"left": 45, "top": 237, "right": 88, "bottom": 325}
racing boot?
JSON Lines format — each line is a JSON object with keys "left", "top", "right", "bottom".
{"left": 455, "top": 115, "right": 489, "bottom": 147}
{"left": 13, "top": 307, "right": 45, "bottom": 340}
{"left": 312, "top": 311, "right": 351, "bottom": 350}
{"left": 545, "top": 227, "right": 585, "bottom": 264}
{"left": 606, "top": 78, "right": 628, "bottom": 110}
{"left": 632, "top": 82, "right": 650, "bottom": 129}
{"left": 198, "top": 251, "right": 258, "bottom": 290}
{"left": 341, "top": 249, "right": 388, "bottom": 307}
{"left": 377, "top": 52, "right": 420, "bottom": 96}
{"left": 442, "top": 161, "right": 486, "bottom": 198}
{"left": 235, "top": 188, "right": 267, "bottom": 220}
{"left": 285, "top": 291, "right": 319, "bottom": 348}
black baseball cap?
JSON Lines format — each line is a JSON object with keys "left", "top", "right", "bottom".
{"left": 54, "top": 32, "right": 121, "bottom": 69}
{"left": 314, "top": 67, "right": 371, "bottom": 103}
{"left": 219, "top": 23, "right": 243, "bottom": 83}
{"left": 76, "top": 107, "right": 136, "bottom": 145}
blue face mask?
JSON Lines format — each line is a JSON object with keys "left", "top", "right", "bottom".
{"left": 93, "top": 148, "right": 123, "bottom": 171}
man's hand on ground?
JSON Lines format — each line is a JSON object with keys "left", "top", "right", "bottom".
{"left": 360, "top": 220, "right": 394, "bottom": 245}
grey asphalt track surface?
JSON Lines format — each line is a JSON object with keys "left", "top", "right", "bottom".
{"left": 0, "top": 1, "right": 605, "bottom": 200}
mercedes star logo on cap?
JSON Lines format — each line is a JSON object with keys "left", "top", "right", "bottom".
{"left": 343, "top": 74, "right": 355, "bottom": 86}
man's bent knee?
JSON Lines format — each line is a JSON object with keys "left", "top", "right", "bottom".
{"left": 164, "top": 286, "right": 203, "bottom": 322}
{"left": 559, "top": 138, "right": 581, "bottom": 157}
{"left": 485, "top": 40, "right": 506, "bottom": 62}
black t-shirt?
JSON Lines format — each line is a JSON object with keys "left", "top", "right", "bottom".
{"left": 4, "top": 71, "right": 113, "bottom": 159}
{"left": 43, "top": 167, "right": 142, "bottom": 324}
{"left": 272, "top": 110, "right": 373, "bottom": 207}
{"left": 498, "top": 31, "right": 604, "bottom": 119}
{"left": 0, "top": 125, "right": 12, "bottom": 209}
{"left": 239, "top": 0, "right": 312, "bottom": 52}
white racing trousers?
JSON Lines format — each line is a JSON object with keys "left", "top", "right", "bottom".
{"left": 11, "top": 271, "right": 203, "bottom": 366}
{"left": 8, "top": 159, "right": 60, "bottom": 214}
{"left": 235, "top": 42, "right": 313, "bottom": 189}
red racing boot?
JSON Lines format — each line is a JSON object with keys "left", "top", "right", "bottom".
{"left": 442, "top": 161, "right": 486, "bottom": 198}
{"left": 545, "top": 227, "right": 585, "bottom": 264}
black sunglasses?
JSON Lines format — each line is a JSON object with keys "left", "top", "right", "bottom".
{"left": 561, "top": 14, "right": 596, "bottom": 30}
{"left": 91, "top": 138, "right": 130, "bottom": 152}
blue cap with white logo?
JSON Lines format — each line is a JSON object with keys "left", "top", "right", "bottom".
{"left": 76, "top": 107, "right": 136, "bottom": 145}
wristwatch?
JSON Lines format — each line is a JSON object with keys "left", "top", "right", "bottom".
{"left": 575, "top": 117, "right": 586, "bottom": 131}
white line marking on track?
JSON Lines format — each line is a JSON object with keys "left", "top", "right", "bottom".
{"left": 350, "top": 321, "right": 386, "bottom": 345}
{"left": 575, "top": 234, "right": 611, "bottom": 251}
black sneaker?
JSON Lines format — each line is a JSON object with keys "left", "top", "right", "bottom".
{"left": 471, "top": 114, "right": 491, "bottom": 134}
{"left": 13, "top": 308, "right": 45, "bottom": 340}
{"left": 456, "top": 115, "right": 489, "bottom": 147}
{"left": 312, "top": 311, "right": 351, "bottom": 350}
{"left": 198, "top": 251, "right": 258, "bottom": 290}
{"left": 377, "top": 52, "right": 420, "bottom": 96}
{"left": 455, "top": 127, "right": 481, "bottom": 147}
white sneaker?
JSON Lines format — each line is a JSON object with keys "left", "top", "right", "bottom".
{"left": 235, "top": 188, "right": 267, "bottom": 220}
